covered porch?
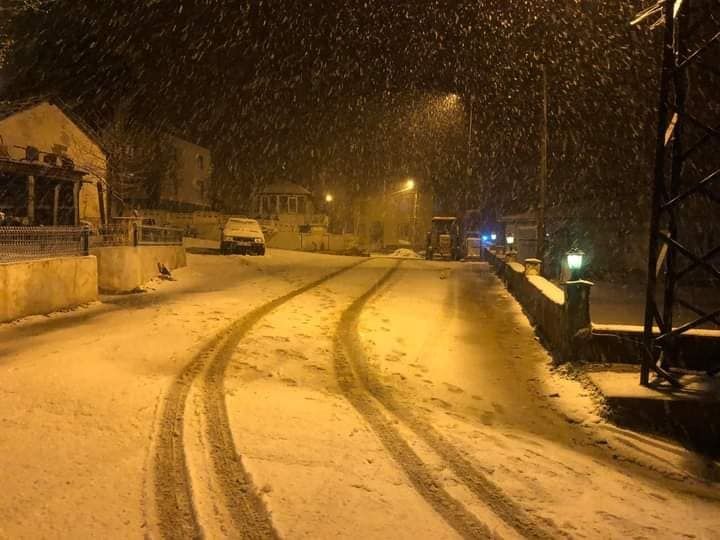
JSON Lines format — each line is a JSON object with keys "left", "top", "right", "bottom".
{"left": 0, "top": 158, "right": 99, "bottom": 226}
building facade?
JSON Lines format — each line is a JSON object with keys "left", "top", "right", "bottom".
{"left": 0, "top": 99, "right": 106, "bottom": 225}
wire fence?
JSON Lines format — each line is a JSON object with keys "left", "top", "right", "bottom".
{"left": 0, "top": 223, "right": 184, "bottom": 263}
{"left": 88, "top": 225, "right": 132, "bottom": 248}
{"left": 0, "top": 226, "right": 89, "bottom": 263}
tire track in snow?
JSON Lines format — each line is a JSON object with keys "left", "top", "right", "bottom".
{"left": 335, "top": 262, "right": 565, "bottom": 540}
{"left": 334, "top": 261, "right": 493, "bottom": 539}
{"left": 153, "top": 258, "right": 368, "bottom": 539}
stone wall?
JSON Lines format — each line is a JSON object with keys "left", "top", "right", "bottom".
{"left": 92, "top": 245, "right": 186, "bottom": 293}
{"left": 487, "top": 251, "right": 570, "bottom": 357}
{"left": 0, "top": 256, "right": 98, "bottom": 323}
{"left": 486, "top": 250, "right": 719, "bottom": 370}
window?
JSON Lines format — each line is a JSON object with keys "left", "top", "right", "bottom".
{"left": 288, "top": 196, "right": 298, "bottom": 214}
{"left": 260, "top": 196, "right": 272, "bottom": 215}
{"left": 279, "top": 195, "right": 289, "bottom": 213}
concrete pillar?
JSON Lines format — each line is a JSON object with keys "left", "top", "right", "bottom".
{"left": 525, "top": 258, "right": 542, "bottom": 276}
{"left": 564, "top": 279, "right": 593, "bottom": 341}
{"left": 27, "top": 175, "right": 35, "bottom": 225}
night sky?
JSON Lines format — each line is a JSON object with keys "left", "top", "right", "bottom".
{"left": 1, "top": 1, "right": 664, "bottom": 216}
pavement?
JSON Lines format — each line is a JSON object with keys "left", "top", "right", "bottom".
{"left": 0, "top": 251, "right": 718, "bottom": 538}
{"left": 586, "top": 364, "right": 720, "bottom": 453}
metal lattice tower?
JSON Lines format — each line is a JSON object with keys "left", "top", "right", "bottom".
{"left": 643, "top": 0, "right": 720, "bottom": 386}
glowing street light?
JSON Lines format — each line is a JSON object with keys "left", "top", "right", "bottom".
{"left": 490, "top": 233, "right": 497, "bottom": 241}
{"left": 566, "top": 248, "right": 585, "bottom": 280}
{"left": 325, "top": 193, "right": 333, "bottom": 203}
{"left": 506, "top": 234, "right": 515, "bottom": 247}
{"left": 405, "top": 178, "right": 415, "bottom": 191}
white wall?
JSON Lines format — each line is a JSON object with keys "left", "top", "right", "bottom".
{"left": 92, "top": 245, "right": 186, "bottom": 293}
{"left": 0, "top": 256, "right": 98, "bottom": 323}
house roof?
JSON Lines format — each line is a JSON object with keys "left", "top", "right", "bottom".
{"left": 259, "top": 181, "right": 312, "bottom": 196}
{"left": 0, "top": 96, "right": 48, "bottom": 123}
{"left": 0, "top": 96, "right": 106, "bottom": 153}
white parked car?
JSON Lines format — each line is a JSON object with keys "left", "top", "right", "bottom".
{"left": 220, "top": 218, "right": 266, "bottom": 255}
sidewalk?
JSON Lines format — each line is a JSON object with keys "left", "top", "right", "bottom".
{"left": 586, "top": 364, "right": 720, "bottom": 454}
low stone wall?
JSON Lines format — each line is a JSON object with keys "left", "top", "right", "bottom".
{"left": 0, "top": 256, "right": 98, "bottom": 323}
{"left": 92, "top": 245, "right": 186, "bottom": 293}
{"left": 487, "top": 250, "right": 720, "bottom": 370}
{"left": 267, "top": 231, "right": 357, "bottom": 252}
{"left": 487, "top": 251, "right": 570, "bottom": 357}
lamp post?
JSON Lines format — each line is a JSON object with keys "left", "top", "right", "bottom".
{"left": 324, "top": 193, "right": 334, "bottom": 231}
{"left": 566, "top": 248, "right": 585, "bottom": 281}
{"left": 404, "top": 178, "right": 418, "bottom": 248}
{"left": 505, "top": 234, "right": 516, "bottom": 262}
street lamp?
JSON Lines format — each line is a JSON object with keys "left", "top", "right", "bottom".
{"left": 325, "top": 193, "right": 333, "bottom": 203}
{"left": 490, "top": 233, "right": 497, "bottom": 242}
{"left": 405, "top": 178, "right": 415, "bottom": 191}
{"left": 506, "top": 234, "right": 515, "bottom": 248}
{"left": 566, "top": 248, "right": 585, "bottom": 280}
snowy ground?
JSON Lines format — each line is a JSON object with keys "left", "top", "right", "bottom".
{"left": 0, "top": 251, "right": 718, "bottom": 538}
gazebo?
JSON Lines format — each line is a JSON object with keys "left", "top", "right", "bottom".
{"left": 255, "top": 181, "right": 314, "bottom": 218}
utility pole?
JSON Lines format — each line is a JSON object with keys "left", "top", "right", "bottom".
{"left": 537, "top": 63, "right": 548, "bottom": 264}
{"left": 467, "top": 96, "right": 473, "bottom": 177}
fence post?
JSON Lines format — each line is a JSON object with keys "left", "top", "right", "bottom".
{"left": 524, "top": 258, "right": 542, "bottom": 276}
{"left": 133, "top": 223, "right": 139, "bottom": 246}
{"left": 564, "top": 279, "right": 593, "bottom": 361}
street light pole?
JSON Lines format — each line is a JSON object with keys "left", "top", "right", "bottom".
{"left": 467, "top": 96, "right": 473, "bottom": 177}
{"left": 537, "top": 63, "right": 548, "bottom": 265}
{"left": 412, "top": 190, "right": 418, "bottom": 248}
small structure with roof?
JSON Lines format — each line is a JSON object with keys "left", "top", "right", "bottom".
{"left": 0, "top": 98, "right": 107, "bottom": 226}
{"left": 254, "top": 181, "right": 327, "bottom": 230}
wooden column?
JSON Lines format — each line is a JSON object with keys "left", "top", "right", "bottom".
{"left": 53, "top": 184, "right": 62, "bottom": 225}
{"left": 27, "top": 175, "right": 36, "bottom": 225}
{"left": 97, "top": 181, "right": 106, "bottom": 226}
{"left": 73, "top": 181, "right": 80, "bottom": 226}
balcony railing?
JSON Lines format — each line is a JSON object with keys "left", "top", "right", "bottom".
{"left": 135, "top": 224, "right": 184, "bottom": 246}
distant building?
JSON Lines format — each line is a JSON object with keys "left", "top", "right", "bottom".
{"left": 115, "top": 133, "right": 212, "bottom": 213}
{"left": 0, "top": 98, "right": 107, "bottom": 225}
{"left": 253, "top": 181, "right": 326, "bottom": 230}
{"left": 500, "top": 206, "right": 649, "bottom": 279}
{"left": 353, "top": 187, "right": 433, "bottom": 250}
{"left": 160, "top": 136, "right": 212, "bottom": 211}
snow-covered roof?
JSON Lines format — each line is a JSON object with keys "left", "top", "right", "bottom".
{"left": 259, "top": 181, "right": 312, "bottom": 195}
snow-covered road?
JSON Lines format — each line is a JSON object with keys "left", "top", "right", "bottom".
{"left": 0, "top": 251, "right": 717, "bottom": 539}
